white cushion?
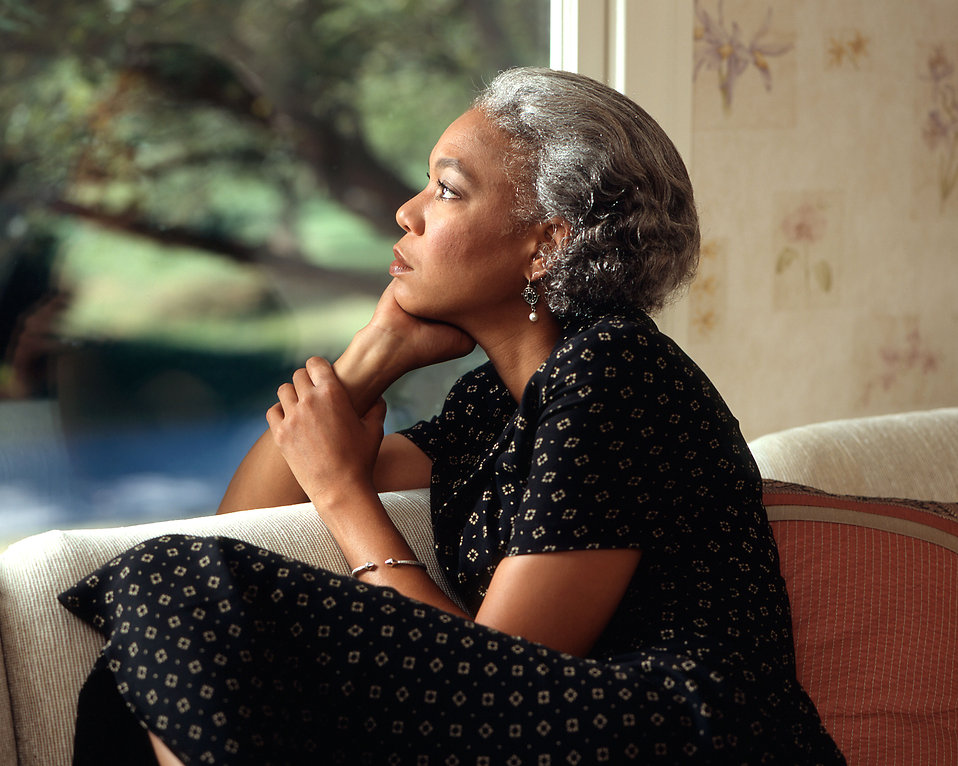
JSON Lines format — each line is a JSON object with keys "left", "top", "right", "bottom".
{"left": 0, "top": 489, "right": 439, "bottom": 766}
{"left": 748, "top": 408, "right": 958, "bottom": 501}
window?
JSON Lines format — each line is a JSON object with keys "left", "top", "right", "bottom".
{"left": 0, "top": 0, "right": 550, "bottom": 546}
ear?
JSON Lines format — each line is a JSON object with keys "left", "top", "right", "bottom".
{"left": 528, "top": 217, "right": 572, "bottom": 280}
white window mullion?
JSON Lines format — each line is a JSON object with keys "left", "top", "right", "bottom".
{"left": 610, "top": 0, "right": 693, "bottom": 165}
{"left": 551, "top": 0, "right": 692, "bottom": 164}
{"left": 550, "top": 0, "right": 609, "bottom": 83}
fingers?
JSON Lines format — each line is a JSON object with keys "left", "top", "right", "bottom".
{"left": 291, "top": 366, "right": 314, "bottom": 397}
{"left": 304, "top": 356, "right": 334, "bottom": 387}
{"left": 270, "top": 363, "right": 320, "bottom": 425}
{"left": 271, "top": 358, "right": 345, "bottom": 421}
{"left": 274, "top": 381, "right": 297, "bottom": 413}
{"left": 265, "top": 401, "right": 284, "bottom": 429}
{"left": 302, "top": 358, "right": 352, "bottom": 410}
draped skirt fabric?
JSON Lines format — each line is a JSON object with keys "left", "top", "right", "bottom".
{"left": 59, "top": 535, "right": 837, "bottom": 765}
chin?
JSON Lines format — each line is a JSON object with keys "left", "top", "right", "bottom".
{"left": 393, "top": 290, "right": 444, "bottom": 322}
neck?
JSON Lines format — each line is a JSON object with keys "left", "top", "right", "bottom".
{"left": 470, "top": 311, "right": 563, "bottom": 402}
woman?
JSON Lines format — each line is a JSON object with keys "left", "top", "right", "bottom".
{"left": 61, "top": 68, "right": 845, "bottom": 764}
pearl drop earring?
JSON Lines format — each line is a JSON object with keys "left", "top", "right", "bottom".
{"left": 521, "top": 279, "right": 539, "bottom": 323}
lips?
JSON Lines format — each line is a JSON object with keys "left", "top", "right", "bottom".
{"left": 390, "top": 247, "right": 413, "bottom": 276}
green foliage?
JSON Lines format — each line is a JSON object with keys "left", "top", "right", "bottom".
{"left": 1, "top": 0, "right": 547, "bottom": 287}
{"left": 0, "top": 0, "right": 547, "bottom": 424}
{"left": 0, "top": 0, "right": 41, "bottom": 33}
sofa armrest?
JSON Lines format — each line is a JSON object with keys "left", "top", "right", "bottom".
{"left": 0, "top": 626, "right": 14, "bottom": 766}
{"left": 0, "top": 489, "right": 443, "bottom": 766}
{"left": 748, "top": 407, "right": 958, "bottom": 501}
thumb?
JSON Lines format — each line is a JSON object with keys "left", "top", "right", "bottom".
{"left": 360, "top": 397, "right": 388, "bottom": 435}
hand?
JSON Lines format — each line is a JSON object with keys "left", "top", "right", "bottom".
{"left": 362, "top": 281, "right": 476, "bottom": 375}
{"left": 266, "top": 357, "right": 386, "bottom": 502}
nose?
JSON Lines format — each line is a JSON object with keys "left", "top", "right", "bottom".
{"left": 395, "top": 190, "right": 425, "bottom": 235}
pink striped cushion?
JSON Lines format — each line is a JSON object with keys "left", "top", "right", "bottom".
{"left": 763, "top": 480, "right": 958, "bottom": 766}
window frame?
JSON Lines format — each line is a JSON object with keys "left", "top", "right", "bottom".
{"left": 550, "top": 0, "right": 692, "bottom": 163}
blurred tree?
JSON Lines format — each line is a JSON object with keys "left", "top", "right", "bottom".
{"left": 0, "top": 0, "right": 548, "bottom": 428}
{"left": 0, "top": 0, "right": 548, "bottom": 286}
{"left": 0, "top": 0, "right": 548, "bottom": 535}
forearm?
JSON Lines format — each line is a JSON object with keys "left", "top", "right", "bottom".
{"left": 331, "top": 327, "right": 406, "bottom": 414}
{"left": 217, "top": 429, "right": 307, "bottom": 513}
{"left": 218, "top": 331, "right": 409, "bottom": 514}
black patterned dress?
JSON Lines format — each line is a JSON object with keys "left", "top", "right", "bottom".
{"left": 60, "top": 314, "right": 845, "bottom": 765}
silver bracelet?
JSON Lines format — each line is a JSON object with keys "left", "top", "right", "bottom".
{"left": 350, "top": 561, "right": 377, "bottom": 577}
{"left": 350, "top": 558, "right": 427, "bottom": 577}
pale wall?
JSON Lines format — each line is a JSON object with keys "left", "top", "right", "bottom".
{"left": 666, "top": 0, "right": 958, "bottom": 440}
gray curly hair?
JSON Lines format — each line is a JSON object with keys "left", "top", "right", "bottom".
{"left": 473, "top": 67, "right": 700, "bottom": 318}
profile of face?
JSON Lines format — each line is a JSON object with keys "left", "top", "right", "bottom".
{"left": 391, "top": 109, "right": 545, "bottom": 330}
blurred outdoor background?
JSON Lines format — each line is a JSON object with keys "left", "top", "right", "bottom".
{"left": 0, "top": 0, "right": 550, "bottom": 548}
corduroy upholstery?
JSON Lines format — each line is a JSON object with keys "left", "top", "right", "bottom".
{"left": 764, "top": 481, "right": 958, "bottom": 765}
{"left": 749, "top": 407, "right": 958, "bottom": 501}
{"left": 0, "top": 625, "right": 14, "bottom": 766}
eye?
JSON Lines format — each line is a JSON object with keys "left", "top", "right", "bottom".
{"left": 425, "top": 171, "right": 460, "bottom": 200}
{"left": 436, "top": 180, "right": 459, "bottom": 200}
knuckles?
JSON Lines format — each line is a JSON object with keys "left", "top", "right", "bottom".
{"left": 302, "top": 357, "right": 337, "bottom": 389}
{"left": 270, "top": 358, "right": 343, "bottom": 431}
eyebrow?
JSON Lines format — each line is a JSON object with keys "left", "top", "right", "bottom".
{"left": 433, "top": 156, "right": 473, "bottom": 182}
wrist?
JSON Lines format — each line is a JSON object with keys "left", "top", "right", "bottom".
{"left": 333, "top": 328, "right": 405, "bottom": 413}
{"left": 309, "top": 483, "right": 387, "bottom": 540}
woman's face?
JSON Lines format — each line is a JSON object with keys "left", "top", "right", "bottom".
{"left": 391, "top": 109, "right": 542, "bottom": 329}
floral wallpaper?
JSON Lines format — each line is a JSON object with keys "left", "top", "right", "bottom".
{"left": 856, "top": 316, "right": 942, "bottom": 408}
{"left": 917, "top": 43, "right": 958, "bottom": 211}
{"left": 825, "top": 29, "right": 871, "bottom": 71}
{"left": 693, "top": 0, "right": 793, "bottom": 112}
{"left": 679, "top": 0, "right": 958, "bottom": 439}
{"left": 688, "top": 237, "right": 727, "bottom": 343}
{"left": 693, "top": 0, "right": 796, "bottom": 129}
{"left": 773, "top": 192, "right": 842, "bottom": 311}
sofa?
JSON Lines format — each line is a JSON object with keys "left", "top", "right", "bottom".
{"left": 1, "top": 407, "right": 956, "bottom": 765}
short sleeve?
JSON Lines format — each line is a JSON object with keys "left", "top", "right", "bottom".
{"left": 398, "top": 361, "right": 514, "bottom": 478}
{"left": 399, "top": 416, "right": 442, "bottom": 463}
{"left": 504, "top": 317, "right": 752, "bottom": 557}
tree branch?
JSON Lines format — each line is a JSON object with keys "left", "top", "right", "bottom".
{"left": 47, "top": 200, "right": 387, "bottom": 296}
{"left": 127, "top": 41, "right": 417, "bottom": 238}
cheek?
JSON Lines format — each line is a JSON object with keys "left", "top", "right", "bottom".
{"left": 424, "top": 222, "right": 481, "bottom": 269}
{"left": 424, "top": 207, "right": 525, "bottom": 273}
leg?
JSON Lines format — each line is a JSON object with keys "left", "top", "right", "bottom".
{"left": 149, "top": 733, "right": 186, "bottom": 766}
{"left": 71, "top": 656, "right": 161, "bottom": 766}
{"left": 64, "top": 536, "right": 733, "bottom": 763}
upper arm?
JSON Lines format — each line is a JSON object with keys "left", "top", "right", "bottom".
{"left": 475, "top": 548, "right": 642, "bottom": 657}
{"left": 373, "top": 432, "right": 433, "bottom": 492}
